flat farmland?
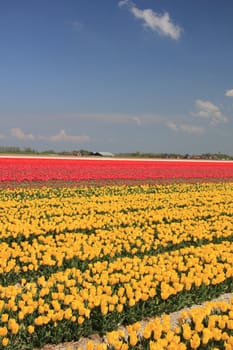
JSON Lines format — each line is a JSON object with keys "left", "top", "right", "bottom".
{"left": 1, "top": 157, "right": 233, "bottom": 349}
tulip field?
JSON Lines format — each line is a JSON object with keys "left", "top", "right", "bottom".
{"left": 1, "top": 157, "right": 233, "bottom": 183}
{"left": 1, "top": 157, "right": 233, "bottom": 349}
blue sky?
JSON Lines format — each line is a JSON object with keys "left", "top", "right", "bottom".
{"left": 1, "top": 0, "right": 233, "bottom": 154}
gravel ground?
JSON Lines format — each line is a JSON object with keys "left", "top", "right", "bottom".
{"left": 37, "top": 293, "right": 233, "bottom": 350}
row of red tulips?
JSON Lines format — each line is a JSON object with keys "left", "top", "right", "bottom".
{"left": 1, "top": 158, "right": 233, "bottom": 183}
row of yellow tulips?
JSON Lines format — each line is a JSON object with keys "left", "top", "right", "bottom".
{"left": 1, "top": 183, "right": 233, "bottom": 240}
{"left": 0, "top": 240, "right": 233, "bottom": 347}
{"left": 1, "top": 183, "right": 233, "bottom": 277}
{"left": 1, "top": 182, "right": 233, "bottom": 348}
{"left": 80, "top": 298, "right": 233, "bottom": 350}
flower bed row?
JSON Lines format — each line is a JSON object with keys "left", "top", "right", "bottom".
{"left": 84, "top": 298, "right": 233, "bottom": 350}
{"left": 1, "top": 182, "right": 233, "bottom": 348}
{"left": 1, "top": 158, "right": 233, "bottom": 183}
{"left": 1, "top": 183, "right": 233, "bottom": 279}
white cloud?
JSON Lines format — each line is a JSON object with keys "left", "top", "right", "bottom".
{"left": 132, "top": 116, "right": 142, "bottom": 126}
{"left": 179, "top": 124, "right": 204, "bottom": 134}
{"left": 10, "top": 128, "right": 90, "bottom": 143}
{"left": 166, "top": 121, "right": 178, "bottom": 131}
{"left": 72, "top": 21, "right": 83, "bottom": 31}
{"left": 49, "top": 130, "right": 90, "bottom": 143}
{"left": 77, "top": 112, "right": 163, "bottom": 125}
{"left": 225, "top": 89, "right": 233, "bottom": 97}
{"left": 118, "top": 0, "right": 130, "bottom": 7}
{"left": 166, "top": 121, "right": 204, "bottom": 134}
{"left": 11, "top": 128, "right": 35, "bottom": 140}
{"left": 119, "top": 0, "right": 182, "bottom": 40}
{"left": 194, "top": 99, "right": 228, "bottom": 124}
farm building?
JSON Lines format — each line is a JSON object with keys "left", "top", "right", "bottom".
{"left": 92, "top": 151, "right": 114, "bottom": 157}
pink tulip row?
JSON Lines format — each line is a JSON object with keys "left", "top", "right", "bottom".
{"left": 1, "top": 157, "right": 233, "bottom": 182}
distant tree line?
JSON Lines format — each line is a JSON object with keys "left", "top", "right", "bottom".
{"left": 114, "top": 152, "right": 233, "bottom": 160}
{"left": 0, "top": 146, "right": 233, "bottom": 160}
{"left": 0, "top": 146, "right": 45, "bottom": 154}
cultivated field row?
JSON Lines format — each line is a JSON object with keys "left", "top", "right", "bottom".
{"left": 1, "top": 182, "right": 233, "bottom": 349}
